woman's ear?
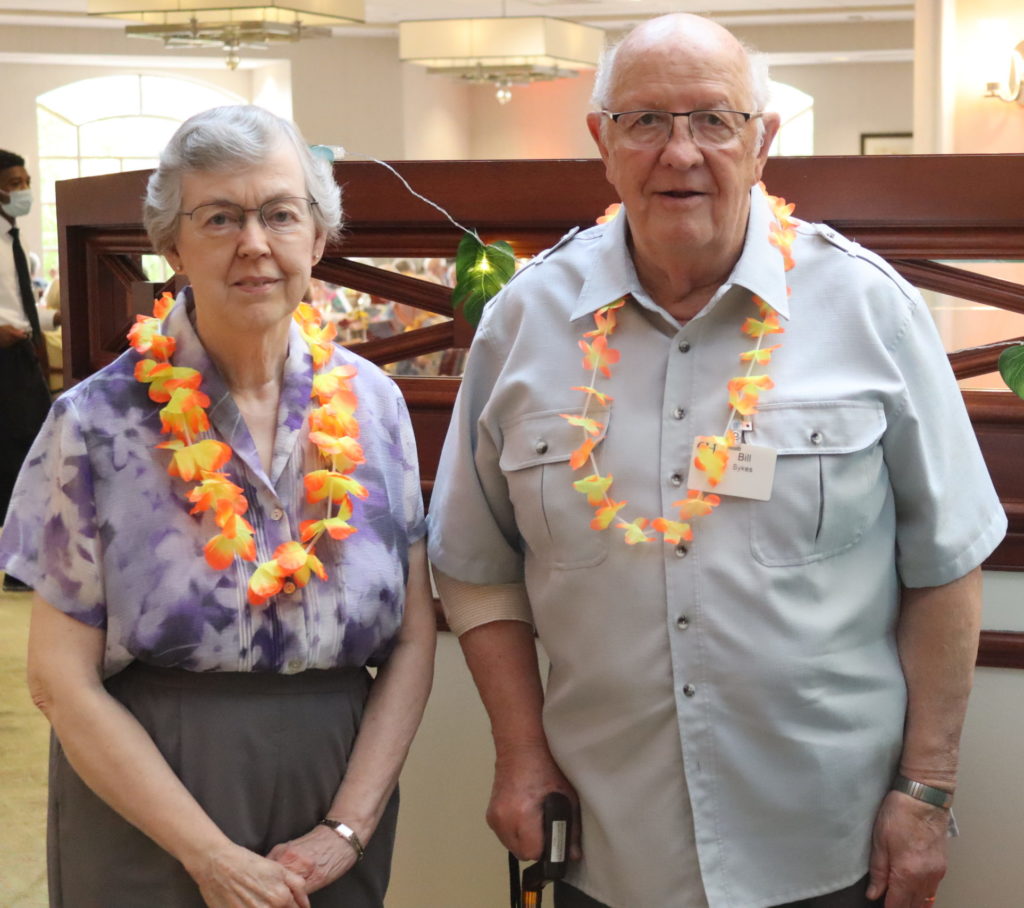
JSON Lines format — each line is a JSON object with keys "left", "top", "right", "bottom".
{"left": 163, "top": 248, "right": 183, "bottom": 273}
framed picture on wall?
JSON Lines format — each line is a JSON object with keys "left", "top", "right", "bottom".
{"left": 860, "top": 132, "right": 913, "bottom": 155}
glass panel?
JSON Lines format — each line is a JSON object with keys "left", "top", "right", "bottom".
{"left": 38, "top": 75, "right": 141, "bottom": 125}
{"left": 142, "top": 255, "right": 174, "bottom": 283}
{"left": 79, "top": 116, "right": 179, "bottom": 159}
{"left": 123, "top": 158, "right": 159, "bottom": 172}
{"left": 312, "top": 257, "right": 461, "bottom": 375}
{"left": 41, "top": 203, "right": 60, "bottom": 279}
{"left": 38, "top": 158, "right": 80, "bottom": 203}
{"left": 78, "top": 157, "right": 122, "bottom": 178}
{"left": 140, "top": 75, "right": 244, "bottom": 120}
{"left": 36, "top": 107, "right": 78, "bottom": 158}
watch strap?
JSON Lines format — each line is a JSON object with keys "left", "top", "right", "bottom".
{"left": 892, "top": 774, "right": 954, "bottom": 809}
{"left": 318, "top": 818, "right": 366, "bottom": 861}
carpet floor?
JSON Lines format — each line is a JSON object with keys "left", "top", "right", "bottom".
{"left": 0, "top": 578, "right": 49, "bottom": 907}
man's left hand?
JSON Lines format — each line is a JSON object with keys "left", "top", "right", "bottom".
{"left": 867, "top": 790, "right": 949, "bottom": 907}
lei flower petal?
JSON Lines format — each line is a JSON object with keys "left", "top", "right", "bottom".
{"left": 650, "top": 517, "right": 693, "bottom": 544}
{"left": 617, "top": 517, "right": 652, "bottom": 544}
{"left": 160, "top": 439, "right": 232, "bottom": 482}
{"left": 572, "top": 473, "right": 614, "bottom": 506}
{"left": 591, "top": 499, "right": 627, "bottom": 531}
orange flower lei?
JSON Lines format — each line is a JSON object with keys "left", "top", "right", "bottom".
{"left": 128, "top": 293, "right": 364, "bottom": 607}
{"left": 567, "top": 185, "right": 798, "bottom": 546}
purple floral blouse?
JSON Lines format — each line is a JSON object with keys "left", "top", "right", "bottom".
{"left": 0, "top": 292, "right": 425, "bottom": 676}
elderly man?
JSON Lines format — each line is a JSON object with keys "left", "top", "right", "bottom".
{"left": 428, "top": 14, "right": 1006, "bottom": 908}
{"left": 1, "top": 149, "right": 51, "bottom": 592}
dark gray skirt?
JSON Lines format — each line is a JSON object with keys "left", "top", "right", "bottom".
{"left": 48, "top": 662, "right": 399, "bottom": 908}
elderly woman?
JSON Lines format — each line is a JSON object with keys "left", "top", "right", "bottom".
{"left": 0, "top": 106, "right": 435, "bottom": 907}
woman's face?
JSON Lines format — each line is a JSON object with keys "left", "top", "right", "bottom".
{"left": 164, "top": 141, "right": 327, "bottom": 338}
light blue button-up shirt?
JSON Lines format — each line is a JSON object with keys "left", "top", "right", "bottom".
{"left": 428, "top": 188, "right": 1006, "bottom": 907}
{"left": 0, "top": 292, "right": 425, "bottom": 675}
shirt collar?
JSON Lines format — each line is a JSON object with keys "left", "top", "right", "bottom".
{"left": 569, "top": 186, "right": 791, "bottom": 323}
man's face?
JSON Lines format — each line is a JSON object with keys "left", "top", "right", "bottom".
{"left": 0, "top": 165, "right": 31, "bottom": 206}
{"left": 587, "top": 31, "right": 777, "bottom": 267}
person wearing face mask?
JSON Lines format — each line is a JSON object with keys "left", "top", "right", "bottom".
{"left": 0, "top": 148, "right": 51, "bottom": 593}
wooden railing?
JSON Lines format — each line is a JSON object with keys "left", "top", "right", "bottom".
{"left": 56, "top": 155, "right": 1024, "bottom": 666}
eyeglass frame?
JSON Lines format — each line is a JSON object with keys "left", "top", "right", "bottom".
{"left": 177, "top": 196, "right": 320, "bottom": 236}
{"left": 600, "top": 108, "right": 763, "bottom": 149}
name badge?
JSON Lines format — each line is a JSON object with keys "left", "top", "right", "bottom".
{"left": 687, "top": 440, "right": 777, "bottom": 501}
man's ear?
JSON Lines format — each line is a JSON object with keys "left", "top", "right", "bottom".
{"left": 586, "top": 112, "right": 610, "bottom": 163}
{"left": 753, "top": 112, "right": 782, "bottom": 179}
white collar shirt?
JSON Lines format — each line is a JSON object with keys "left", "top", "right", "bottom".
{"left": 428, "top": 188, "right": 1006, "bottom": 908}
{"left": 0, "top": 225, "right": 31, "bottom": 332}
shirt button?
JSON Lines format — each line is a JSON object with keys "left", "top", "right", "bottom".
{"left": 534, "top": 439, "right": 549, "bottom": 455}
{"left": 672, "top": 407, "right": 686, "bottom": 420}
{"left": 675, "top": 615, "right": 690, "bottom": 630}
{"left": 270, "top": 507, "right": 285, "bottom": 521}
{"left": 683, "top": 683, "right": 697, "bottom": 698}
{"left": 282, "top": 581, "right": 297, "bottom": 595}
{"left": 678, "top": 340, "right": 691, "bottom": 353}
{"left": 809, "top": 431, "right": 824, "bottom": 445}
{"left": 287, "top": 658, "right": 304, "bottom": 672}
{"left": 669, "top": 473, "right": 683, "bottom": 487}
{"left": 675, "top": 544, "right": 688, "bottom": 558}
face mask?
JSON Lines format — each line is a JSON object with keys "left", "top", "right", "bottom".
{"left": 1, "top": 188, "right": 32, "bottom": 219}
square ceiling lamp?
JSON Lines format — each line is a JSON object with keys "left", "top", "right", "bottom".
{"left": 87, "top": 0, "right": 364, "bottom": 68}
{"left": 399, "top": 17, "right": 604, "bottom": 104}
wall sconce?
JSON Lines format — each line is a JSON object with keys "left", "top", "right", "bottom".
{"left": 985, "top": 40, "right": 1024, "bottom": 104}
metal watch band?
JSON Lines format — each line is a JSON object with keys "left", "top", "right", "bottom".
{"left": 892, "top": 774, "right": 954, "bottom": 810}
{"left": 319, "top": 818, "right": 366, "bottom": 861}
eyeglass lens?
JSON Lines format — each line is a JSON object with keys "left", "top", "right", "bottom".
{"left": 613, "top": 110, "right": 748, "bottom": 149}
{"left": 186, "top": 197, "right": 313, "bottom": 236}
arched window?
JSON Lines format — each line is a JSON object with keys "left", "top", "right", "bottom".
{"left": 767, "top": 81, "right": 814, "bottom": 157}
{"left": 36, "top": 74, "right": 243, "bottom": 276}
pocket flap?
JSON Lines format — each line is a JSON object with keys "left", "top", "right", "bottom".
{"left": 499, "top": 406, "right": 611, "bottom": 471}
{"left": 751, "top": 402, "right": 885, "bottom": 455}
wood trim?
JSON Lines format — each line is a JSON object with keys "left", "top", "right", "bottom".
{"left": 978, "top": 631, "right": 1024, "bottom": 669}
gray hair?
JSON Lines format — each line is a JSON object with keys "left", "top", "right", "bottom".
{"left": 590, "top": 22, "right": 771, "bottom": 143}
{"left": 144, "top": 105, "right": 342, "bottom": 254}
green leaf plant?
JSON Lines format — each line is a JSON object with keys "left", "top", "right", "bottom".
{"left": 451, "top": 233, "right": 517, "bottom": 327}
{"left": 998, "top": 344, "right": 1024, "bottom": 400}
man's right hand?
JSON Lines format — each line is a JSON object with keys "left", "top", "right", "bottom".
{"left": 489, "top": 740, "right": 582, "bottom": 862}
{"left": 0, "top": 324, "right": 28, "bottom": 348}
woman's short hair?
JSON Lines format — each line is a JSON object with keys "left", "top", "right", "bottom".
{"left": 144, "top": 105, "right": 342, "bottom": 254}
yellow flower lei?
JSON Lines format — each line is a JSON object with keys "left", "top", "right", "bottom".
{"left": 128, "top": 293, "right": 364, "bottom": 607}
{"left": 567, "top": 185, "right": 798, "bottom": 546}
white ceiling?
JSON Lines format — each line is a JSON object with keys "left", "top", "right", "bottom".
{"left": 0, "top": 0, "right": 915, "bottom": 32}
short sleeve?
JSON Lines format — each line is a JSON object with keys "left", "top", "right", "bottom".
{"left": 883, "top": 293, "right": 1007, "bottom": 587}
{"left": 392, "top": 384, "right": 426, "bottom": 545}
{"left": 0, "top": 396, "right": 106, "bottom": 625}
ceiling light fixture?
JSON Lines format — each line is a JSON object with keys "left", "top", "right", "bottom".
{"left": 86, "top": 0, "right": 364, "bottom": 69}
{"left": 399, "top": 13, "right": 603, "bottom": 105}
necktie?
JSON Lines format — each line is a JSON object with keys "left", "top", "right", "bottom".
{"left": 8, "top": 225, "right": 43, "bottom": 339}
{"left": 7, "top": 224, "right": 48, "bottom": 370}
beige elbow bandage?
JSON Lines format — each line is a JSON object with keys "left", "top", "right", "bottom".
{"left": 433, "top": 570, "right": 533, "bottom": 637}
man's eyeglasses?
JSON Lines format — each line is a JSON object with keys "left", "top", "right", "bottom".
{"left": 601, "top": 109, "right": 761, "bottom": 151}
{"left": 178, "top": 197, "right": 318, "bottom": 238}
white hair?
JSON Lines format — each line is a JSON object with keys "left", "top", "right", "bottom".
{"left": 144, "top": 105, "right": 342, "bottom": 254}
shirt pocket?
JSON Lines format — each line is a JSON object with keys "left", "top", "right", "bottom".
{"left": 748, "top": 402, "right": 888, "bottom": 566}
{"left": 499, "top": 405, "right": 610, "bottom": 570}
